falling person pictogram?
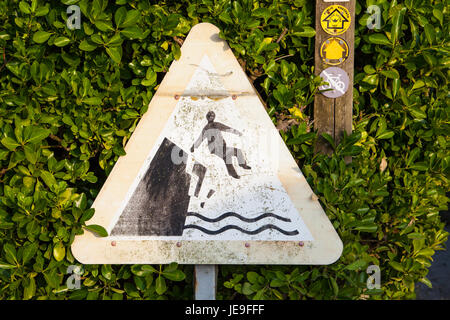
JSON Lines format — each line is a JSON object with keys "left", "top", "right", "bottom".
{"left": 191, "top": 111, "right": 251, "bottom": 179}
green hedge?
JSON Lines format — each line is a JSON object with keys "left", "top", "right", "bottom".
{"left": 0, "top": 0, "right": 448, "bottom": 300}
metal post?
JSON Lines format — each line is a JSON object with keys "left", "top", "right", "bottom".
{"left": 194, "top": 265, "right": 218, "bottom": 300}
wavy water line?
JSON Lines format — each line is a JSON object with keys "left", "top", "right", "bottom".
{"left": 183, "top": 224, "right": 299, "bottom": 236}
{"left": 186, "top": 212, "right": 291, "bottom": 223}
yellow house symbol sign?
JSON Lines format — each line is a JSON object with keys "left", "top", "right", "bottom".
{"left": 320, "top": 37, "right": 349, "bottom": 65}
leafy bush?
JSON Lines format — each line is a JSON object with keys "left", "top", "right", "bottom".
{"left": 0, "top": 0, "right": 448, "bottom": 300}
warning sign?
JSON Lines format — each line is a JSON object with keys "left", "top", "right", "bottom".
{"left": 109, "top": 77, "right": 313, "bottom": 243}
{"left": 320, "top": 37, "right": 349, "bottom": 65}
{"left": 321, "top": 5, "right": 351, "bottom": 35}
{"left": 71, "top": 23, "right": 343, "bottom": 265}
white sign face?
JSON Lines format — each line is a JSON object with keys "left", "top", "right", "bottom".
{"left": 108, "top": 55, "right": 313, "bottom": 242}
{"left": 72, "top": 23, "right": 342, "bottom": 265}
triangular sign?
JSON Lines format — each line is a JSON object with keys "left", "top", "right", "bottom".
{"left": 72, "top": 23, "right": 342, "bottom": 265}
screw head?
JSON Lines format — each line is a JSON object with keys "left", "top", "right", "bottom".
{"left": 176, "top": 242, "right": 182, "bottom": 247}
{"left": 111, "top": 241, "right": 116, "bottom": 247}
{"left": 245, "top": 242, "right": 250, "bottom": 248}
{"left": 232, "top": 94, "right": 237, "bottom": 100}
{"left": 298, "top": 241, "right": 304, "bottom": 247}
{"left": 174, "top": 94, "right": 180, "bottom": 100}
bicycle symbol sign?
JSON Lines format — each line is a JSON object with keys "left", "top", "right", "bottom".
{"left": 319, "top": 67, "right": 350, "bottom": 98}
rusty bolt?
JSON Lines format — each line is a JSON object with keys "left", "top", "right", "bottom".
{"left": 174, "top": 94, "right": 180, "bottom": 100}
{"left": 111, "top": 241, "right": 116, "bottom": 247}
{"left": 232, "top": 94, "right": 237, "bottom": 100}
{"left": 176, "top": 242, "right": 182, "bottom": 247}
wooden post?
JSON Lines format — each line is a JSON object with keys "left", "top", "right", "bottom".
{"left": 314, "top": 1, "right": 355, "bottom": 156}
{"left": 194, "top": 265, "right": 218, "bottom": 300}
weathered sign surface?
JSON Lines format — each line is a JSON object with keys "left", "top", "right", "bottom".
{"left": 72, "top": 23, "right": 343, "bottom": 265}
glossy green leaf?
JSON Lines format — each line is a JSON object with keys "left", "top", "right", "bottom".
{"left": 0, "top": 261, "right": 17, "bottom": 269}
{"left": 424, "top": 24, "right": 436, "bottom": 45}
{"left": 106, "top": 46, "right": 122, "bottom": 64}
{"left": 120, "top": 10, "right": 140, "bottom": 28}
{"left": 53, "top": 242, "right": 66, "bottom": 262}
{"left": 19, "top": 1, "right": 31, "bottom": 14}
{"left": 23, "top": 277, "right": 36, "bottom": 300}
{"left": 368, "top": 33, "right": 391, "bottom": 46}
{"left": 22, "top": 243, "right": 39, "bottom": 264}
{"left": 391, "top": 7, "right": 407, "bottom": 44}
{"left": 162, "top": 269, "right": 185, "bottom": 281}
{"left": 54, "top": 37, "right": 71, "bottom": 47}
{"left": 155, "top": 275, "right": 167, "bottom": 295}
{"left": 377, "top": 131, "right": 395, "bottom": 139}
{"left": 32, "top": 31, "right": 52, "bottom": 44}
{"left": 79, "top": 40, "right": 98, "bottom": 51}
{"left": 85, "top": 224, "right": 108, "bottom": 237}
{"left": 381, "top": 69, "right": 399, "bottom": 79}
{"left": 82, "top": 97, "right": 103, "bottom": 105}
{"left": 115, "top": 7, "right": 127, "bottom": 27}
{"left": 26, "top": 127, "right": 50, "bottom": 144}
{"left": 1, "top": 137, "right": 20, "bottom": 151}
{"left": 121, "top": 26, "right": 144, "bottom": 39}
